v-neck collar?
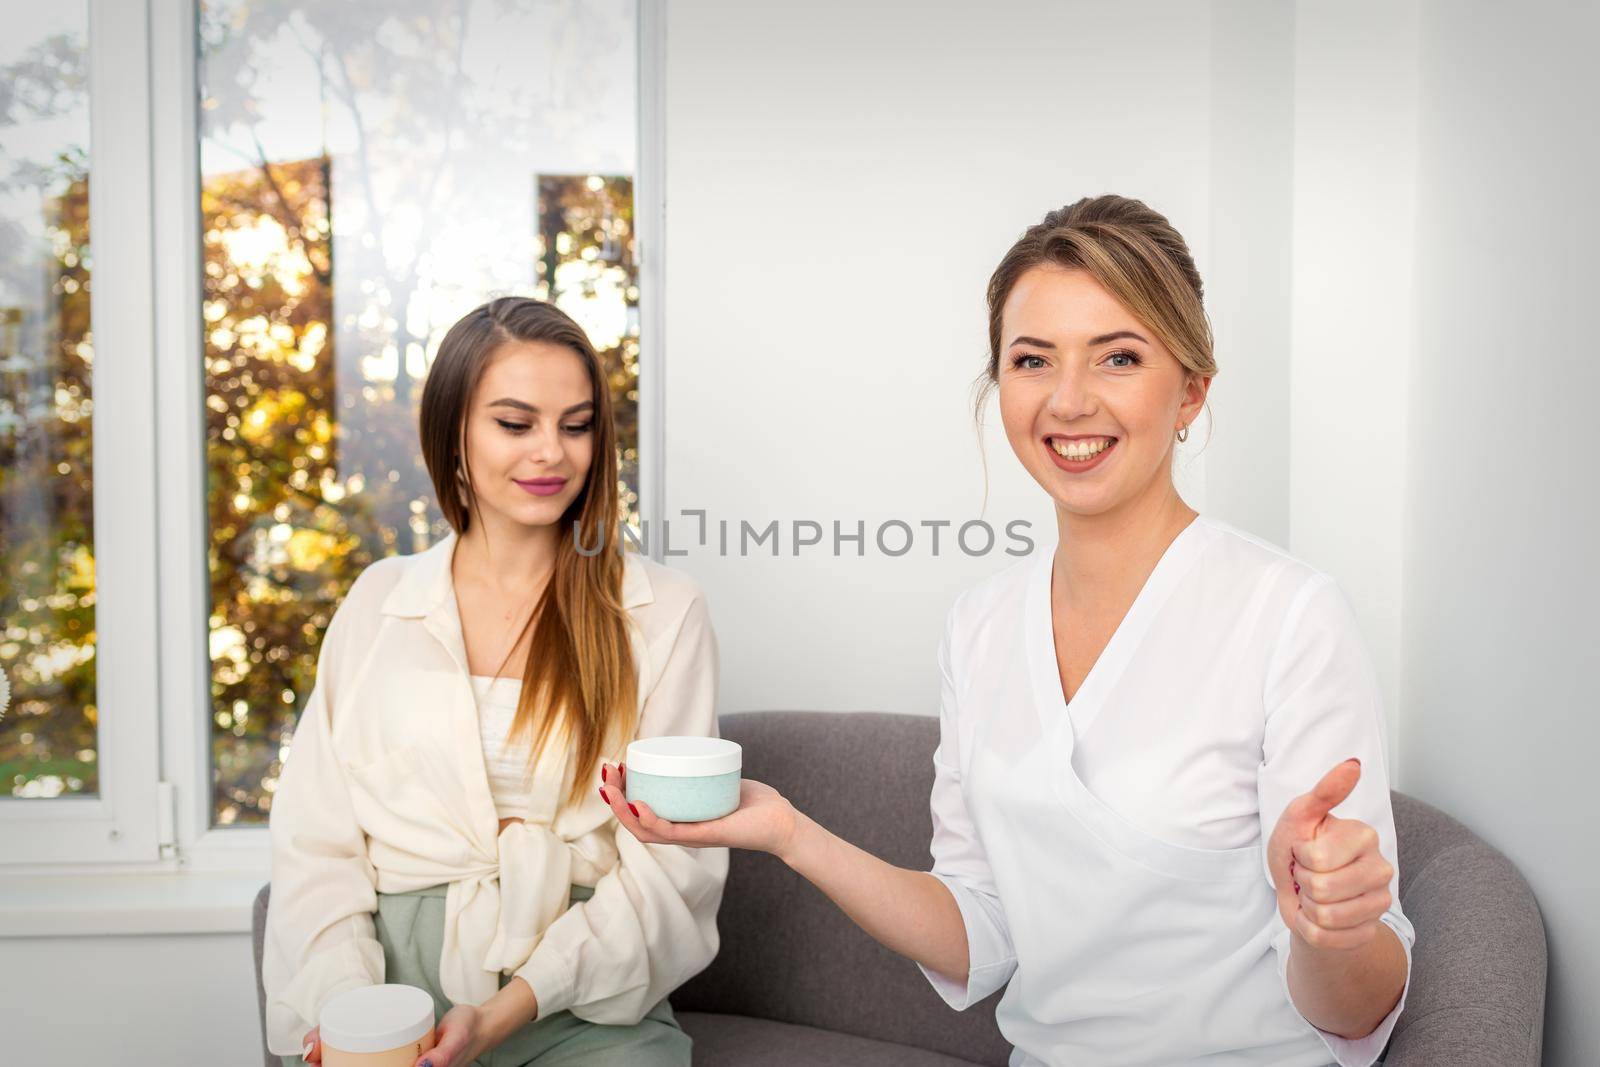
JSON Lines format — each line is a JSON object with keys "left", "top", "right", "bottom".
{"left": 1025, "top": 513, "right": 1214, "bottom": 751}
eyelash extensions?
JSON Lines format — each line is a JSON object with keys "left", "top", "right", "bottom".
{"left": 1008, "top": 350, "right": 1143, "bottom": 370}
{"left": 494, "top": 420, "right": 594, "bottom": 435}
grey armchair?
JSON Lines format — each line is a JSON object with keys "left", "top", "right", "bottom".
{"left": 252, "top": 711, "right": 1547, "bottom": 1065}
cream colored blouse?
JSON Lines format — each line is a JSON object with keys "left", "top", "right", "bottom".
{"left": 261, "top": 530, "right": 728, "bottom": 1056}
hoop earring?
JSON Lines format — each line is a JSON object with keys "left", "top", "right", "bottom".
{"left": 1176, "top": 424, "right": 1190, "bottom": 444}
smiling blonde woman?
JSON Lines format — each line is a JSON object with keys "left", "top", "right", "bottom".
{"left": 603, "top": 196, "right": 1413, "bottom": 1067}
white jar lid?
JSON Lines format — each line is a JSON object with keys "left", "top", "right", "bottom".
{"left": 626, "top": 735, "right": 742, "bottom": 777}
{"left": 320, "top": 984, "right": 435, "bottom": 1054}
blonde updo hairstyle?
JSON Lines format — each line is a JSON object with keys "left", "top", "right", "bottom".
{"left": 973, "top": 194, "right": 1217, "bottom": 465}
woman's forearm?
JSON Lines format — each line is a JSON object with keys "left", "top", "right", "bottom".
{"left": 777, "top": 809, "right": 970, "bottom": 982}
{"left": 478, "top": 976, "right": 538, "bottom": 1050}
{"left": 1286, "top": 922, "right": 1407, "bottom": 1038}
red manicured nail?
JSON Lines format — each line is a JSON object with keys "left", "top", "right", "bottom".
{"left": 599, "top": 787, "right": 609, "bottom": 803}
{"left": 1293, "top": 881, "right": 1301, "bottom": 893}
{"left": 628, "top": 803, "right": 639, "bottom": 818}
{"left": 602, "top": 766, "right": 608, "bottom": 782}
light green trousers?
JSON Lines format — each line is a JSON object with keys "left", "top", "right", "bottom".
{"left": 281, "top": 884, "right": 690, "bottom": 1067}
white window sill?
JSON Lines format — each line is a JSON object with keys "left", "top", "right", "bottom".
{"left": 0, "top": 869, "right": 269, "bottom": 938}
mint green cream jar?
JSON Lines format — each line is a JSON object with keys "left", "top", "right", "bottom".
{"left": 624, "top": 736, "right": 742, "bottom": 822}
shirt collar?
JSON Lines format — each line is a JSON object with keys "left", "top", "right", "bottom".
{"left": 379, "top": 527, "right": 654, "bottom": 619}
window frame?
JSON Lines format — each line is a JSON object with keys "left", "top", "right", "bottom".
{"left": 0, "top": 0, "right": 165, "bottom": 868}
{"left": 3, "top": 0, "right": 668, "bottom": 879}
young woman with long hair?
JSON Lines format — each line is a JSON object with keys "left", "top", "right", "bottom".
{"left": 263, "top": 296, "right": 725, "bottom": 1067}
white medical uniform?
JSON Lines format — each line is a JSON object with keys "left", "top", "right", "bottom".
{"left": 920, "top": 514, "right": 1413, "bottom": 1066}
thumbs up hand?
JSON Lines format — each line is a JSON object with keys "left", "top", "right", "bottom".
{"left": 1267, "top": 758, "right": 1394, "bottom": 951}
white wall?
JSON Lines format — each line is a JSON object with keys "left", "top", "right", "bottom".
{"left": 1287, "top": 1, "right": 1421, "bottom": 780}
{"left": 669, "top": 4, "right": 1593, "bottom": 1060}
{"left": 663, "top": 0, "right": 1320, "bottom": 718}
{"left": 2, "top": 932, "right": 260, "bottom": 1062}
{"left": 1205, "top": 0, "right": 1295, "bottom": 547}
{"left": 1397, "top": 1, "right": 1597, "bottom": 1061}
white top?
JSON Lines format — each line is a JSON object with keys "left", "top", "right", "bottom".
{"left": 920, "top": 514, "right": 1414, "bottom": 1067}
{"left": 470, "top": 674, "right": 533, "bottom": 821}
{"left": 261, "top": 529, "right": 729, "bottom": 1056}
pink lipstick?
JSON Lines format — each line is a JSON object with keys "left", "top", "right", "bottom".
{"left": 514, "top": 477, "right": 568, "bottom": 497}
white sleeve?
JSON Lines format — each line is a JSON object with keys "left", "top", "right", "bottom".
{"left": 918, "top": 604, "right": 1018, "bottom": 1010}
{"left": 513, "top": 589, "right": 729, "bottom": 1024}
{"left": 1257, "top": 575, "right": 1415, "bottom": 1067}
{"left": 262, "top": 588, "right": 386, "bottom": 1056}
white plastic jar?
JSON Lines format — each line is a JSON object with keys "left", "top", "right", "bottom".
{"left": 319, "top": 983, "right": 437, "bottom": 1066}
{"left": 624, "top": 736, "right": 742, "bottom": 822}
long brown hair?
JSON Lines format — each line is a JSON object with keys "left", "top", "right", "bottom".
{"left": 419, "top": 296, "right": 636, "bottom": 808}
{"left": 972, "top": 195, "right": 1217, "bottom": 488}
